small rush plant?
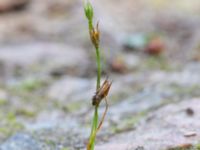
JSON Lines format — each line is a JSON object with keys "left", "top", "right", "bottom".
{"left": 84, "top": 1, "right": 112, "bottom": 150}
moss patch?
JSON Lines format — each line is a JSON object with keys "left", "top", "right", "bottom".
{"left": 0, "top": 112, "right": 24, "bottom": 141}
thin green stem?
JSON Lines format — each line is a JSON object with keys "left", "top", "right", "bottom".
{"left": 87, "top": 47, "right": 101, "bottom": 150}
{"left": 95, "top": 47, "right": 101, "bottom": 90}
{"left": 92, "top": 106, "right": 98, "bottom": 149}
{"left": 87, "top": 106, "right": 98, "bottom": 150}
{"left": 89, "top": 20, "right": 93, "bottom": 31}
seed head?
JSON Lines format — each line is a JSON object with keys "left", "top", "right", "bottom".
{"left": 92, "top": 78, "right": 112, "bottom": 106}
{"left": 90, "top": 22, "right": 100, "bottom": 49}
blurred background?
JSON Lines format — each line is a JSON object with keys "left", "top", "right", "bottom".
{"left": 0, "top": 0, "right": 200, "bottom": 150}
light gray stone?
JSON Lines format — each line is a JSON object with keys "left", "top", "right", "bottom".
{"left": 0, "top": 133, "right": 42, "bottom": 150}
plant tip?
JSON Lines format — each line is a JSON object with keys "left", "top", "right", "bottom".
{"left": 84, "top": 1, "right": 94, "bottom": 21}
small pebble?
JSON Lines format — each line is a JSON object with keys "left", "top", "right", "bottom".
{"left": 185, "top": 108, "right": 194, "bottom": 116}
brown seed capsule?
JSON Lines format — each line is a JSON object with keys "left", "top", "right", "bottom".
{"left": 90, "top": 22, "right": 100, "bottom": 49}
{"left": 92, "top": 78, "right": 112, "bottom": 106}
